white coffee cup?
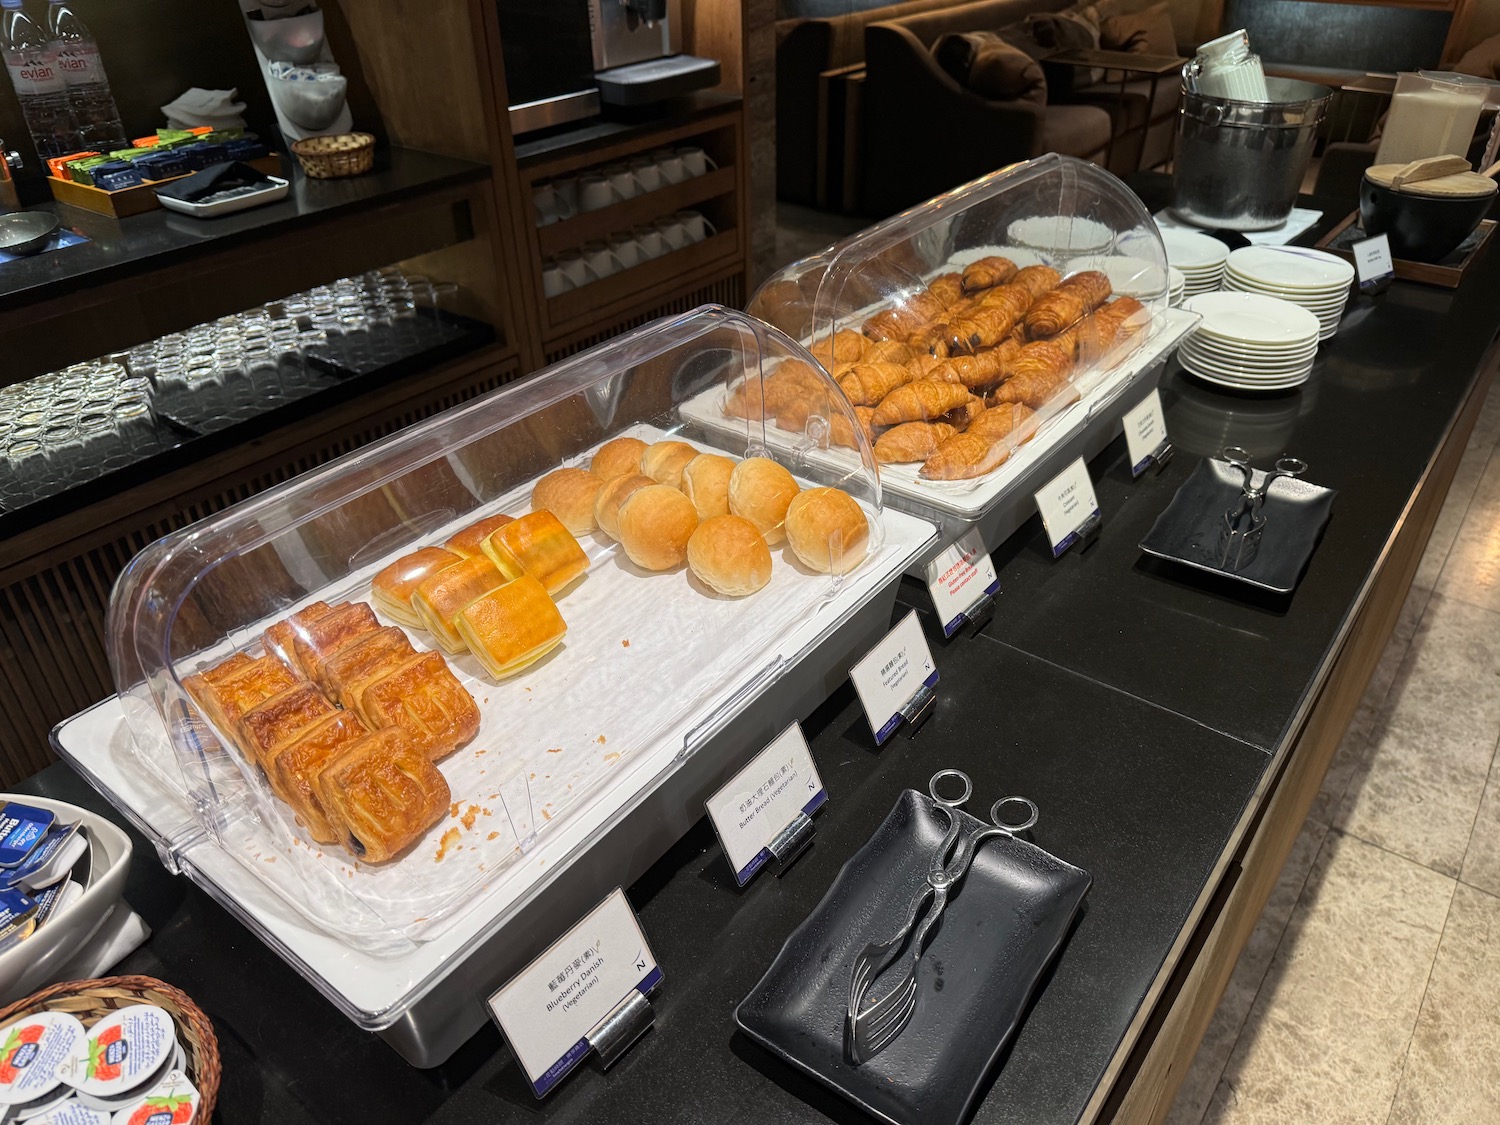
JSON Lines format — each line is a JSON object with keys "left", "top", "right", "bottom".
{"left": 632, "top": 224, "right": 666, "bottom": 260}
{"left": 578, "top": 174, "right": 616, "bottom": 212}
{"left": 675, "top": 210, "right": 717, "bottom": 243}
{"left": 629, "top": 157, "right": 661, "bottom": 193}
{"left": 582, "top": 240, "right": 624, "bottom": 279}
{"left": 676, "top": 146, "right": 717, "bottom": 177}
{"left": 654, "top": 215, "right": 689, "bottom": 251}
{"left": 552, "top": 176, "right": 580, "bottom": 216}
{"left": 603, "top": 163, "right": 637, "bottom": 201}
{"left": 652, "top": 148, "right": 686, "bottom": 185}
{"left": 556, "top": 250, "right": 594, "bottom": 288}
{"left": 542, "top": 259, "right": 573, "bottom": 297}
{"left": 608, "top": 233, "right": 642, "bottom": 270}
{"left": 533, "top": 180, "right": 574, "bottom": 226}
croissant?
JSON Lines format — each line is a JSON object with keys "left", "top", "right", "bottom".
{"left": 725, "top": 361, "right": 820, "bottom": 420}
{"left": 1058, "top": 296, "right": 1149, "bottom": 365}
{"left": 907, "top": 321, "right": 952, "bottom": 358}
{"left": 919, "top": 431, "right": 1012, "bottom": 480}
{"left": 810, "top": 329, "right": 868, "bottom": 366}
{"left": 776, "top": 396, "right": 815, "bottom": 431}
{"left": 961, "top": 256, "right": 1018, "bottom": 293}
{"left": 1011, "top": 265, "right": 1063, "bottom": 300}
{"left": 838, "top": 361, "right": 910, "bottom": 406}
{"left": 928, "top": 338, "right": 1021, "bottom": 390}
{"left": 874, "top": 421, "right": 958, "bottom": 463}
{"left": 949, "top": 286, "right": 1032, "bottom": 353}
{"left": 1024, "top": 270, "right": 1113, "bottom": 339}
{"left": 967, "top": 402, "right": 1036, "bottom": 444}
{"left": 907, "top": 353, "right": 947, "bottom": 382}
{"left": 988, "top": 341, "right": 1075, "bottom": 407}
{"left": 872, "top": 379, "right": 972, "bottom": 426}
{"left": 945, "top": 395, "right": 987, "bottom": 429}
{"left": 927, "top": 272, "right": 965, "bottom": 308}
{"left": 866, "top": 339, "right": 914, "bottom": 365}
{"left": 829, "top": 405, "right": 878, "bottom": 450}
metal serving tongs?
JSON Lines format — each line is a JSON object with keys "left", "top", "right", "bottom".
{"left": 846, "top": 770, "right": 1039, "bottom": 1065}
{"left": 1217, "top": 446, "right": 1308, "bottom": 570}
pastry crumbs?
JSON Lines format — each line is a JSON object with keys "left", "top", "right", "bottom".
{"left": 487, "top": 831, "right": 499, "bottom": 841}
{"left": 435, "top": 827, "right": 461, "bottom": 861}
{"left": 603, "top": 752, "right": 621, "bottom": 763}
{"left": 547, "top": 747, "right": 563, "bottom": 754}
{"left": 448, "top": 801, "right": 460, "bottom": 818}
{"left": 461, "top": 805, "right": 480, "bottom": 830}
{"left": 622, "top": 639, "right": 630, "bottom": 647}
{"left": 542, "top": 809, "right": 553, "bottom": 820}
{"left": 596, "top": 735, "right": 607, "bottom": 744}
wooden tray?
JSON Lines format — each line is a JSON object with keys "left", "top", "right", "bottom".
{"left": 1315, "top": 212, "right": 1496, "bottom": 288}
{"left": 48, "top": 154, "right": 284, "bottom": 218}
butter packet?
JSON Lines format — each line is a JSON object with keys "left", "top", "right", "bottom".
{"left": 0, "top": 887, "right": 40, "bottom": 952}
{"left": 0, "top": 803, "right": 55, "bottom": 868}
{"left": 8, "top": 822, "right": 85, "bottom": 891}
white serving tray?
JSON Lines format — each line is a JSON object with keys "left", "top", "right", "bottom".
{"left": 155, "top": 175, "right": 290, "bottom": 217}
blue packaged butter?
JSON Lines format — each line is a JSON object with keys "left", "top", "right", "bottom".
{"left": 0, "top": 887, "right": 39, "bottom": 951}
{"left": 0, "top": 804, "right": 54, "bottom": 868}
{"left": 8, "top": 822, "right": 84, "bottom": 890}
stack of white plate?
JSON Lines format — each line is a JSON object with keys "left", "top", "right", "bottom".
{"left": 1159, "top": 230, "right": 1229, "bottom": 297}
{"left": 1179, "top": 292, "right": 1320, "bottom": 391}
{"left": 1168, "top": 266, "right": 1186, "bottom": 307}
{"left": 1222, "top": 247, "right": 1354, "bottom": 341}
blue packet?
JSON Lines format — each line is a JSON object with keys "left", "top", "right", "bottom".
{"left": 6, "top": 821, "right": 83, "bottom": 890}
{"left": 0, "top": 887, "right": 38, "bottom": 952}
{"left": 0, "top": 803, "right": 54, "bottom": 868}
{"left": 94, "top": 162, "right": 143, "bottom": 191}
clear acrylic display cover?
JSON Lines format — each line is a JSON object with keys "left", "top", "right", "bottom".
{"left": 715, "top": 154, "right": 1195, "bottom": 518}
{"left": 100, "top": 305, "right": 913, "bottom": 974}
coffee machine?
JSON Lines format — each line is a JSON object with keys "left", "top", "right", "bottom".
{"left": 496, "top": 0, "right": 720, "bottom": 135}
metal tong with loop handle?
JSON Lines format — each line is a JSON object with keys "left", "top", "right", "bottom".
{"left": 846, "top": 769, "right": 1039, "bottom": 1065}
{"left": 1217, "top": 447, "right": 1307, "bottom": 570}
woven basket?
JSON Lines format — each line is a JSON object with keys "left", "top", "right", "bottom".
{"left": 0, "top": 975, "right": 220, "bottom": 1120}
{"left": 290, "top": 131, "right": 375, "bottom": 178}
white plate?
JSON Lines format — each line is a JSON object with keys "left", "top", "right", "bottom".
{"left": 1181, "top": 362, "right": 1311, "bottom": 391}
{"left": 1184, "top": 292, "right": 1321, "bottom": 345}
{"left": 1186, "top": 327, "right": 1321, "bottom": 352}
{"left": 1223, "top": 284, "right": 1349, "bottom": 312}
{"left": 1008, "top": 215, "right": 1114, "bottom": 254}
{"left": 1225, "top": 246, "right": 1354, "bottom": 290}
{"left": 1179, "top": 349, "right": 1315, "bottom": 380}
{"left": 1182, "top": 339, "right": 1318, "bottom": 365}
{"left": 1065, "top": 255, "right": 1170, "bottom": 299}
{"left": 1159, "top": 229, "right": 1231, "bottom": 270}
{"left": 1225, "top": 269, "right": 1350, "bottom": 294}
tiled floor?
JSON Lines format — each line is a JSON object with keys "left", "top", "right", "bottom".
{"left": 1165, "top": 377, "right": 1500, "bottom": 1125}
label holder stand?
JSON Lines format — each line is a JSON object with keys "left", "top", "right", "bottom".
{"left": 767, "top": 810, "right": 817, "bottom": 875}
{"left": 1058, "top": 510, "right": 1103, "bottom": 557}
{"left": 1144, "top": 438, "right": 1174, "bottom": 476}
{"left": 586, "top": 988, "right": 655, "bottom": 1072}
{"left": 897, "top": 680, "right": 937, "bottom": 738}
{"left": 956, "top": 590, "right": 996, "bottom": 637}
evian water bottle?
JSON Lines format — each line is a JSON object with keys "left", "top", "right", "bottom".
{"left": 1, "top": 0, "right": 78, "bottom": 159}
{"left": 46, "top": 0, "right": 125, "bottom": 149}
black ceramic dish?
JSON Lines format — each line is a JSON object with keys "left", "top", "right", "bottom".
{"left": 1359, "top": 174, "right": 1493, "bottom": 263}
{"left": 1139, "top": 457, "right": 1337, "bottom": 593}
{"left": 0, "top": 211, "right": 59, "bottom": 256}
{"left": 734, "top": 787, "right": 1092, "bottom": 1125}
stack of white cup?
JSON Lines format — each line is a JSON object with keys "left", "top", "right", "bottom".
{"left": 532, "top": 145, "right": 719, "bottom": 226}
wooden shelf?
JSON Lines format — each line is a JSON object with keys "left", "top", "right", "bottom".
{"left": 537, "top": 165, "right": 737, "bottom": 256}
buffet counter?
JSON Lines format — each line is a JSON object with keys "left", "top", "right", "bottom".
{"left": 18, "top": 177, "right": 1500, "bottom": 1124}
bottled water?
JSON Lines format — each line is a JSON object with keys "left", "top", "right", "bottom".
{"left": 47, "top": 0, "right": 125, "bottom": 149}
{"left": 0, "top": 0, "right": 78, "bottom": 160}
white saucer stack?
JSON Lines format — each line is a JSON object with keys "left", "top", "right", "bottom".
{"left": 1168, "top": 266, "right": 1186, "bottom": 307}
{"left": 1223, "top": 247, "right": 1354, "bottom": 341}
{"left": 1180, "top": 292, "right": 1321, "bottom": 391}
{"left": 1159, "top": 230, "right": 1229, "bottom": 298}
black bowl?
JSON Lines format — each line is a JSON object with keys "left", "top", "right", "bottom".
{"left": 1359, "top": 175, "right": 1493, "bottom": 263}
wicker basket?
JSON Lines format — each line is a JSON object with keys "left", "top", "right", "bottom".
{"left": 0, "top": 975, "right": 220, "bottom": 1120}
{"left": 290, "top": 131, "right": 375, "bottom": 179}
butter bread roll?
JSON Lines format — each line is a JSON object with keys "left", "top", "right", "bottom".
{"left": 728, "top": 457, "right": 800, "bottom": 545}
{"left": 687, "top": 515, "right": 773, "bottom": 597}
{"left": 590, "top": 436, "right": 649, "bottom": 482}
{"left": 594, "top": 473, "right": 655, "bottom": 541}
{"left": 680, "top": 453, "right": 735, "bottom": 520}
{"left": 532, "top": 467, "right": 604, "bottom": 535}
{"left": 617, "top": 485, "right": 699, "bottom": 571}
{"left": 370, "top": 547, "right": 462, "bottom": 629}
{"left": 444, "top": 512, "right": 515, "bottom": 558}
{"left": 642, "top": 440, "right": 699, "bottom": 488}
{"left": 784, "top": 487, "right": 869, "bottom": 574}
{"left": 456, "top": 575, "right": 568, "bottom": 680}
{"left": 483, "top": 509, "right": 590, "bottom": 595}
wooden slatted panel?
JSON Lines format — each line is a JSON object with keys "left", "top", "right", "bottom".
{"left": 0, "top": 361, "right": 522, "bottom": 786}
{"left": 543, "top": 274, "right": 746, "bottom": 363}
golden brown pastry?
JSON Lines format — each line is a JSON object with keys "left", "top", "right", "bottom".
{"left": 830, "top": 405, "right": 878, "bottom": 450}
{"left": 455, "top": 575, "right": 567, "bottom": 680}
{"left": 239, "top": 683, "right": 337, "bottom": 769}
{"left": 871, "top": 380, "right": 972, "bottom": 427}
{"left": 617, "top": 485, "right": 699, "bottom": 570}
{"left": 865, "top": 339, "right": 914, "bottom": 365}
{"left": 445, "top": 513, "right": 517, "bottom": 559}
{"left": 927, "top": 272, "right": 965, "bottom": 308}
{"left": 907, "top": 321, "right": 953, "bottom": 359}
{"left": 927, "top": 340, "right": 1021, "bottom": 391}
{"left": 863, "top": 291, "right": 944, "bottom": 341}
{"left": 532, "top": 467, "right": 604, "bottom": 535}
{"left": 961, "top": 256, "right": 1018, "bottom": 293}
{"left": 484, "top": 509, "right": 590, "bottom": 596}
{"left": 837, "top": 362, "right": 909, "bottom": 407}
{"left": 949, "top": 285, "right": 1032, "bottom": 353}
{"left": 412, "top": 555, "right": 505, "bottom": 653}
{"left": 263, "top": 602, "right": 334, "bottom": 676}
{"left": 271, "top": 710, "right": 370, "bottom": 842}
{"left": 727, "top": 457, "right": 800, "bottom": 545}
{"left": 642, "top": 440, "right": 700, "bottom": 488}
{"left": 776, "top": 395, "right": 816, "bottom": 432}
{"left": 784, "top": 488, "right": 870, "bottom": 574}
{"left": 1023, "top": 270, "right": 1112, "bottom": 340}
{"left": 874, "top": 421, "right": 957, "bottom": 463}
{"left": 1011, "top": 264, "right": 1063, "bottom": 300}
{"left": 918, "top": 431, "right": 1013, "bottom": 481}
{"left": 370, "top": 548, "right": 462, "bottom": 629}
{"left": 946, "top": 395, "right": 987, "bottom": 429}
{"left": 315, "top": 729, "right": 450, "bottom": 863}
{"left": 594, "top": 472, "right": 655, "bottom": 541}
{"left": 196, "top": 651, "right": 256, "bottom": 689}
{"left": 906, "top": 353, "right": 947, "bottom": 381}
{"left": 185, "top": 655, "right": 300, "bottom": 751}
{"left": 809, "top": 328, "right": 868, "bottom": 367}
{"left": 290, "top": 602, "right": 381, "bottom": 685}
{"left": 320, "top": 625, "right": 417, "bottom": 710}
{"left": 590, "top": 436, "right": 649, "bottom": 481}
{"left": 687, "top": 515, "right": 774, "bottom": 597}
{"left": 681, "top": 453, "right": 736, "bottom": 520}
{"left": 358, "top": 650, "right": 481, "bottom": 759}
{"left": 967, "top": 402, "right": 1036, "bottom": 444}
{"left": 988, "top": 340, "right": 1076, "bottom": 408}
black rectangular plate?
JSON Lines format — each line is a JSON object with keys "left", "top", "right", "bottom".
{"left": 734, "top": 788, "right": 1092, "bottom": 1125}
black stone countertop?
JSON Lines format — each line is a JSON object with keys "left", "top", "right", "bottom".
{"left": 19, "top": 181, "right": 1500, "bottom": 1124}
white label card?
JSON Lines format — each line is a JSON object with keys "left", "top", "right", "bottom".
{"left": 1122, "top": 390, "right": 1168, "bottom": 478}
{"left": 849, "top": 609, "right": 938, "bottom": 746}
{"left": 1352, "top": 233, "right": 1393, "bottom": 289}
{"left": 487, "top": 888, "right": 661, "bottom": 1098}
{"left": 705, "top": 723, "right": 826, "bottom": 886}
{"left": 923, "top": 529, "right": 1000, "bottom": 638}
{"left": 1035, "top": 457, "right": 1101, "bottom": 557}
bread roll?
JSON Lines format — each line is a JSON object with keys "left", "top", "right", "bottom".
{"left": 532, "top": 467, "right": 603, "bottom": 535}
{"left": 617, "top": 485, "right": 699, "bottom": 571}
{"left": 681, "top": 453, "right": 735, "bottom": 520}
{"left": 784, "top": 488, "right": 869, "bottom": 574}
{"left": 594, "top": 473, "right": 655, "bottom": 540}
{"left": 642, "top": 440, "right": 699, "bottom": 488}
{"left": 591, "top": 436, "right": 648, "bottom": 482}
{"left": 728, "top": 457, "right": 800, "bottom": 545}
{"left": 483, "top": 509, "right": 590, "bottom": 595}
{"left": 687, "top": 515, "right": 773, "bottom": 597}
